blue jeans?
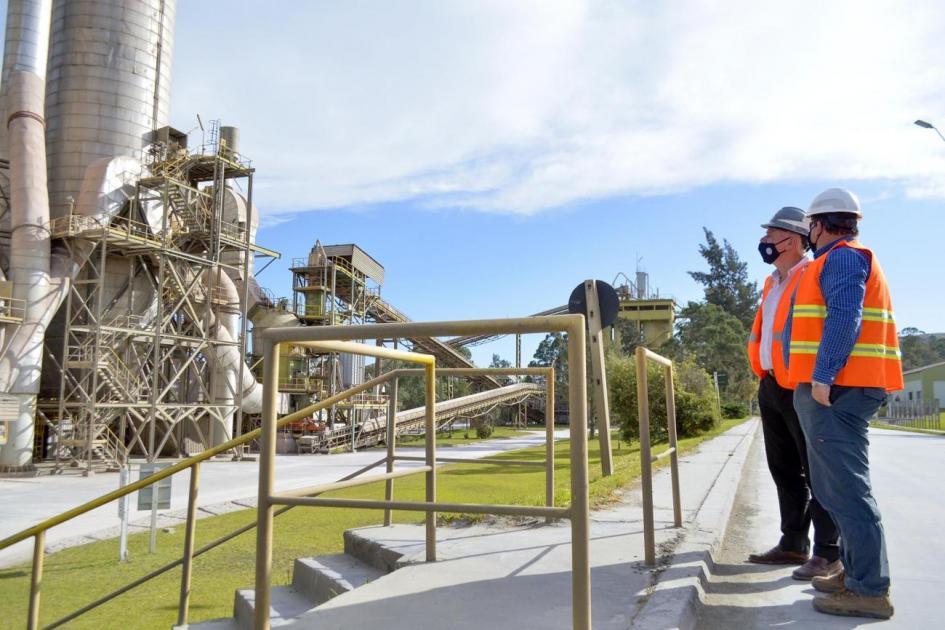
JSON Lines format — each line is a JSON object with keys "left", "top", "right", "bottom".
{"left": 794, "top": 383, "right": 890, "bottom": 596}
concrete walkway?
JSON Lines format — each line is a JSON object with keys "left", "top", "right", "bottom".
{"left": 695, "top": 426, "right": 945, "bottom": 629}
{"left": 240, "top": 420, "right": 759, "bottom": 629}
{"left": 0, "top": 430, "right": 568, "bottom": 568}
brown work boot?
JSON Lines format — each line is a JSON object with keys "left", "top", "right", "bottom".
{"left": 792, "top": 556, "right": 842, "bottom": 581}
{"left": 813, "top": 589, "right": 894, "bottom": 619}
{"left": 747, "top": 545, "right": 809, "bottom": 565}
{"left": 812, "top": 569, "right": 845, "bottom": 593}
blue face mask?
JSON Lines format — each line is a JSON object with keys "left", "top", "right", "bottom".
{"left": 758, "top": 237, "right": 790, "bottom": 264}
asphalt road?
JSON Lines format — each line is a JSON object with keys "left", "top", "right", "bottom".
{"left": 696, "top": 426, "right": 945, "bottom": 629}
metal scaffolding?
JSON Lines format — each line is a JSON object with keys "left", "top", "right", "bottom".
{"left": 41, "top": 136, "right": 278, "bottom": 471}
{"left": 282, "top": 241, "right": 504, "bottom": 452}
{"left": 288, "top": 243, "right": 388, "bottom": 435}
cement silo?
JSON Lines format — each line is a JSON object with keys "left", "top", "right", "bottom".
{"left": 44, "top": 0, "right": 175, "bottom": 217}
{"left": 0, "top": 0, "right": 183, "bottom": 471}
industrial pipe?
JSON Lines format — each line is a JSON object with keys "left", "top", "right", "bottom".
{"left": 0, "top": 0, "right": 59, "bottom": 470}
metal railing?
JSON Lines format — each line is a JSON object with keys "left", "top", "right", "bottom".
{"left": 881, "top": 399, "right": 942, "bottom": 430}
{"left": 0, "top": 369, "right": 466, "bottom": 628}
{"left": 0, "top": 295, "right": 26, "bottom": 322}
{"left": 635, "top": 346, "right": 682, "bottom": 566}
{"left": 256, "top": 315, "right": 590, "bottom": 630}
{"left": 0, "top": 315, "right": 586, "bottom": 630}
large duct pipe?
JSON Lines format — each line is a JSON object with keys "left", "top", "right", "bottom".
{"left": 0, "top": 0, "right": 60, "bottom": 470}
{"left": 0, "top": 0, "right": 49, "bottom": 169}
{"left": 205, "top": 268, "right": 265, "bottom": 416}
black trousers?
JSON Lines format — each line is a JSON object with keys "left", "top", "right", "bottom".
{"left": 758, "top": 374, "right": 840, "bottom": 561}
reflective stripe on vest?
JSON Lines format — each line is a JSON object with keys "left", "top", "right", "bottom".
{"left": 789, "top": 340, "right": 902, "bottom": 358}
{"left": 787, "top": 240, "right": 904, "bottom": 391}
{"left": 792, "top": 304, "right": 896, "bottom": 323}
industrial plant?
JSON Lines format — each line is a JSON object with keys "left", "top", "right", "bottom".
{"left": 0, "top": 0, "right": 590, "bottom": 473}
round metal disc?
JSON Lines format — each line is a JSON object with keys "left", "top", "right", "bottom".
{"left": 568, "top": 280, "right": 620, "bottom": 328}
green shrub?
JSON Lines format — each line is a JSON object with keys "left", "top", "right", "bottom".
{"left": 721, "top": 401, "right": 748, "bottom": 419}
{"left": 607, "top": 351, "right": 720, "bottom": 443}
{"left": 476, "top": 424, "right": 494, "bottom": 439}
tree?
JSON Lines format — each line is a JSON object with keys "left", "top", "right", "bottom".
{"left": 613, "top": 316, "right": 642, "bottom": 355}
{"left": 489, "top": 353, "right": 512, "bottom": 368}
{"left": 899, "top": 330, "right": 945, "bottom": 371}
{"left": 607, "top": 350, "right": 719, "bottom": 442}
{"left": 489, "top": 353, "right": 512, "bottom": 385}
{"left": 674, "top": 301, "right": 755, "bottom": 402}
{"left": 688, "top": 228, "right": 760, "bottom": 330}
{"left": 529, "top": 332, "right": 569, "bottom": 404}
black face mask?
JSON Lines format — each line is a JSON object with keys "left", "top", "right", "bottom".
{"left": 758, "top": 237, "right": 790, "bottom": 264}
{"left": 807, "top": 224, "right": 819, "bottom": 252}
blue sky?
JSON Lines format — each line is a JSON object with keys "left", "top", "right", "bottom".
{"left": 161, "top": 1, "right": 945, "bottom": 367}
{"left": 4, "top": 1, "right": 942, "bottom": 366}
{"left": 253, "top": 179, "right": 942, "bottom": 367}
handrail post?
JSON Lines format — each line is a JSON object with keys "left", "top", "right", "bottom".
{"left": 177, "top": 462, "right": 201, "bottom": 626}
{"left": 568, "top": 323, "right": 591, "bottom": 630}
{"left": 585, "top": 279, "right": 614, "bottom": 476}
{"left": 636, "top": 346, "right": 656, "bottom": 566}
{"left": 424, "top": 363, "right": 437, "bottom": 561}
{"left": 254, "top": 340, "right": 280, "bottom": 630}
{"left": 545, "top": 367, "right": 555, "bottom": 523}
{"left": 384, "top": 377, "right": 399, "bottom": 527}
{"left": 28, "top": 531, "right": 45, "bottom": 630}
{"left": 664, "top": 365, "right": 682, "bottom": 527}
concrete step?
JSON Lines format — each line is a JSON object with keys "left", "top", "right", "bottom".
{"left": 292, "top": 553, "right": 385, "bottom": 605}
{"left": 233, "top": 585, "right": 312, "bottom": 629}
{"left": 187, "top": 530, "right": 405, "bottom": 629}
{"left": 344, "top": 527, "right": 407, "bottom": 573}
{"left": 189, "top": 552, "right": 390, "bottom": 629}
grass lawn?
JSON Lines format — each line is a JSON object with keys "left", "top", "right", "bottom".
{"left": 0, "top": 417, "right": 751, "bottom": 629}
{"left": 395, "top": 425, "right": 531, "bottom": 447}
{"left": 870, "top": 419, "right": 945, "bottom": 436}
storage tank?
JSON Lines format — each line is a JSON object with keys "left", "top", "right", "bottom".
{"left": 44, "top": 0, "right": 176, "bottom": 218}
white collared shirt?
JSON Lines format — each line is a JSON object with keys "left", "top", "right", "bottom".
{"left": 760, "top": 257, "right": 808, "bottom": 371}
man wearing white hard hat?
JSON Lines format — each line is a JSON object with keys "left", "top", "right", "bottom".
{"left": 745, "top": 207, "right": 840, "bottom": 580}
{"left": 785, "top": 188, "right": 903, "bottom": 619}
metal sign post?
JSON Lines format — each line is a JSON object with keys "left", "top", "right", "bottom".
{"left": 569, "top": 279, "right": 619, "bottom": 477}
{"left": 118, "top": 466, "right": 130, "bottom": 561}
{"left": 138, "top": 463, "right": 172, "bottom": 554}
{"left": 713, "top": 371, "right": 723, "bottom": 418}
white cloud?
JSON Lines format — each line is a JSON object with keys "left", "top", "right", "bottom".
{"left": 170, "top": 0, "right": 945, "bottom": 215}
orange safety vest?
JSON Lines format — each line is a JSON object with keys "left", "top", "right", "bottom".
{"left": 787, "top": 239, "right": 903, "bottom": 392}
{"left": 747, "top": 266, "right": 804, "bottom": 390}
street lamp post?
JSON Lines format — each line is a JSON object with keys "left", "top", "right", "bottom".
{"left": 914, "top": 119, "right": 945, "bottom": 144}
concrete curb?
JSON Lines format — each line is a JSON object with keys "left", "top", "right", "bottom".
{"left": 630, "top": 418, "right": 760, "bottom": 630}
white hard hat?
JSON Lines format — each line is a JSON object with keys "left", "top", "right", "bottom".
{"left": 808, "top": 187, "right": 863, "bottom": 219}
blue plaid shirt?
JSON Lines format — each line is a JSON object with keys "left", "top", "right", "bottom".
{"left": 783, "top": 237, "right": 871, "bottom": 384}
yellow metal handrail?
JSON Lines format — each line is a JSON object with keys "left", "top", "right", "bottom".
{"left": 4, "top": 317, "right": 584, "bottom": 630}
{"left": 0, "top": 296, "right": 26, "bottom": 321}
{"left": 255, "top": 316, "right": 589, "bottom": 630}
{"left": 0, "top": 371, "right": 417, "bottom": 629}
{"left": 635, "top": 346, "right": 683, "bottom": 566}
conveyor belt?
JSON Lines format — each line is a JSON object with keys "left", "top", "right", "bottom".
{"left": 315, "top": 382, "right": 544, "bottom": 451}
{"left": 367, "top": 296, "right": 501, "bottom": 389}
{"left": 444, "top": 304, "right": 569, "bottom": 348}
